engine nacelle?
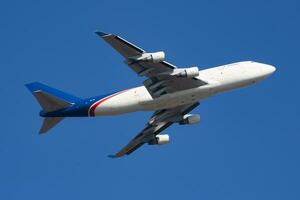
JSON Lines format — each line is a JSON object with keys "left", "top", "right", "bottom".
{"left": 143, "top": 51, "right": 165, "bottom": 63}
{"left": 127, "top": 51, "right": 165, "bottom": 63}
{"left": 179, "top": 114, "right": 201, "bottom": 125}
{"left": 177, "top": 67, "right": 199, "bottom": 78}
{"left": 148, "top": 134, "right": 170, "bottom": 145}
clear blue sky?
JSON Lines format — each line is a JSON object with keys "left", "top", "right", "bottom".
{"left": 1, "top": 0, "right": 299, "bottom": 199}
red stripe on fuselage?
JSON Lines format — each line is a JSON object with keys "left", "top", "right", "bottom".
{"left": 88, "top": 90, "right": 128, "bottom": 117}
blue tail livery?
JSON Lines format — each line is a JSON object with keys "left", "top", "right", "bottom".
{"left": 25, "top": 82, "right": 109, "bottom": 133}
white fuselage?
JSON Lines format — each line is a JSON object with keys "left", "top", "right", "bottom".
{"left": 93, "top": 61, "right": 276, "bottom": 116}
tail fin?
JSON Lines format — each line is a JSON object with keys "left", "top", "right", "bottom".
{"left": 25, "top": 82, "right": 82, "bottom": 133}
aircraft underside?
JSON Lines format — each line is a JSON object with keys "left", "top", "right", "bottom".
{"left": 26, "top": 31, "right": 276, "bottom": 158}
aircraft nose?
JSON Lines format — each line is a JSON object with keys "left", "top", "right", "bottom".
{"left": 261, "top": 64, "right": 276, "bottom": 76}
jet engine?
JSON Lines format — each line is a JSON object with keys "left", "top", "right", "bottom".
{"left": 129, "top": 51, "right": 165, "bottom": 63}
{"left": 142, "top": 51, "right": 165, "bottom": 63}
{"left": 179, "top": 114, "right": 200, "bottom": 125}
{"left": 148, "top": 134, "right": 170, "bottom": 145}
{"left": 177, "top": 67, "right": 199, "bottom": 78}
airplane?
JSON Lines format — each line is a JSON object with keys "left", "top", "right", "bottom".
{"left": 26, "top": 31, "right": 276, "bottom": 158}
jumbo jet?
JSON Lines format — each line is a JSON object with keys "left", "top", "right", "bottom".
{"left": 26, "top": 31, "right": 276, "bottom": 158}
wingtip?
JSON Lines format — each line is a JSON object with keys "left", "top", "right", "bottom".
{"left": 95, "top": 31, "right": 110, "bottom": 37}
{"left": 108, "top": 154, "right": 124, "bottom": 159}
{"left": 108, "top": 155, "right": 117, "bottom": 159}
{"left": 39, "top": 129, "right": 47, "bottom": 134}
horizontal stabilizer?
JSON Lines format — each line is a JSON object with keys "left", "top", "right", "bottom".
{"left": 25, "top": 82, "right": 81, "bottom": 112}
{"left": 40, "top": 117, "right": 64, "bottom": 134}
{"left": 33, "top": 91, "right": 72, "bottom": 112}
{"left": 25, "top": 82, "right": 81, "bottom": 104}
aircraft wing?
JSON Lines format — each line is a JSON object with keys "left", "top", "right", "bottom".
{"left": 108, "top": 102, "right": 199, "bottom": 158}
{"left": 96, "top": 31, "right": 207, "bottom": 98}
